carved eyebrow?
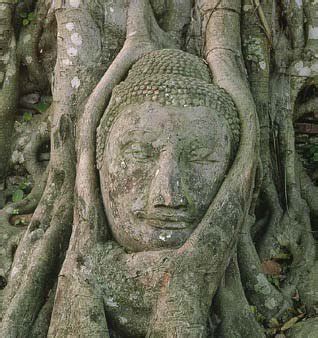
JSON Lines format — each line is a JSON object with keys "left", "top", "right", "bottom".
{"left": 119, "top": 130, "right": 156, "bottom": 147}
{"left": 121, "top": 129, "right": 153, "bottom": 136}
{"left": 187, "top": 140, "right": 216, "bottom": 154}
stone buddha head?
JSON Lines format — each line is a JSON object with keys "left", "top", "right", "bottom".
{"left": 97, "top": 49, "right": 240, "bottom": 252}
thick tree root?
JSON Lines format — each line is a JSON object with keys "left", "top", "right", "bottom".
{"left": 22, "top": 109, "right": 51, "bottom": 179}
{"left": 238, "top": 216, "right": 291, "bottom": 320}
{"left": 1, "top": 0, "right": 317, "bottom": 337}
{"left": 1, "top": 1, "right": 104, "bottom": 335}
{"left": 0, "top": 166, "right": 48, "bottom": 227}
{"left": 214, "top": 255, "right": 265, "bottom": 337}
{"left": 49, "top": 1, "right": 178, "bottom": 335}
{"left": 17, "top": 0, "right": 50, "bottom": 94}
{"left": 0, "top": 1, "right": 19, "bottom": 208}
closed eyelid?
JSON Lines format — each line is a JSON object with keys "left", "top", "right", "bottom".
{"left": 121, "top": 141, "right": 148, "bottom": 151}
{"left": 189, "top": 146, "right": 213, "bottom": 154}
{"left": 188, "top": 147, "right": 218, "bottom": 162}
{"left": 118, "top": 134, "right": 157, "bottom": 149}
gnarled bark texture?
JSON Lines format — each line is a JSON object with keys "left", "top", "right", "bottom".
{"left": 0, "top": 0, "right": 317, "bottom": 337}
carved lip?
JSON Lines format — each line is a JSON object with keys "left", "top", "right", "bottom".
{"left": 148, "top": 221, "right": 189, "bottom": 230}
{"left": 133, "top": 210, "right": 195, "bottom": 226}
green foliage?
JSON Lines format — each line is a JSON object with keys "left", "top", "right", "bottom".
{"left": 23, "top": 112, "right": 32, "bottom": 122}
{"left": 19, "top": 11, "right": 28, "bottom": 19}
{"left": 11, "top": 180, "right": 32, "bottom": 204}
{"left": 35, "top": 101, "right": 50, "bottom": 113}
{"left": 21, "top": 12, "right": 36, "bottom": 26}
{"left": 309, "top": 144, "right": 318, "bottom": 162}
{"left": 249, "top": 305, "right": 265, "bottom": 324}
{"left": 18, "top": 179, "right": 32, "bottom": 191}
{"left": 12, "top": 189, "right": 24, "bottom": 203}
{"left": 267, "top": 275, "right": 280, "bottom": 288}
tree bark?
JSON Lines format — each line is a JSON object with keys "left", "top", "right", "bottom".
{"left": 0, "top": 0, "right": 317, "bottom": 337}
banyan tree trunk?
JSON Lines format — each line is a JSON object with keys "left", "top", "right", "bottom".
{"left": 0, "top": 0, "right": 318, "bottom": 337}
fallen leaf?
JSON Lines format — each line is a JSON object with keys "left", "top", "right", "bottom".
{"left": 269, "top": 317, "right": 280, "bottom": 328}
{"left": 280, "top": 317, "right": 299, "bottom": 331}
{"left": 261, "top": 260, "right": 282, "bottom": 276}
{"left": 10, "top": 214, "right": 33, "bottom": 226}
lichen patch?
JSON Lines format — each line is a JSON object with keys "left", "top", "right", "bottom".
{"left": 159, "top": 231, "right": 172, "bottom": 241}
{"left": 26, "top": 56, "right": 33, "bottom": 64}
{"left": 106, "top": 298, "right": 119, "bottom": 307}
{"left": 311, "top": 63, "right": 318, "bottom": 73}
{"left": 308, "top": 26, "right": 318, "bottom": 40}
{"left": 259, "top": 61, "right": 266, "bottom": 70}
{"left": 119, "top": 317, "right": 128, "bottom": 324}
{"left": 295, "top": 0, "right": 302, "bottom": 7}
{"left": 67, "top": 47, "right": 78, "bottom": 57}
{"left": 23, "top": 34, "right": 32, "bottom": 44}
{"left": 71, "top": 33, "right": 82, "bottom": 46}
{"left": 254, "top": 274, "right": 271, "bottom": 295}
{"left": 294, "top": 61, "right": 311, "bottom": 76}
{"left": 62, "top": 58, "right": 73, "bottom": 66}
{"left": 71, "top": 76, "right": 81, "bottom": 89}
{"left": 70, "top": 0, "right": 80, "bottom": 8}
{"left": 265, "top": 298, "right": 277, "bottom": 310}
{"left": 6, "top": 63, "right": 16, "bottom": 77}
{"left": 66, "top": 22, "right": 75, "bottom": 31}
{"left": 0, "top": 53, "right": 9, "bottom": 65}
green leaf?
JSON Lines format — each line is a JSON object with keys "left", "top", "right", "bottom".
{"left": 269, "top": 317, "right": 280, "bottom": 328}
{"left": 19, "top": 12, "right": 28, "bottom": 19}
{"left": 250, "top": 306, "right": 257, "bottom": 314}
{"left": 19, "top": 180, "right": 32, "bottom": 191}
{"left": 281, "top": 317, "right": 299, "bottom": 331}
{"left": 23, "top": 112, "right": 32, "bottom": 122}
{"left": 309, "top": 146, "right": 318, "bottom": 154}
{"left": 27, "top": 12, "right": 36, "bottom": 21}
{"left": 12, "top": 189, "right": 24, "bottom": 203}
{"left": 35, "top": 102, "right": 50, "bottom": 113}
{"left": 313, "top": 152, "right": 318, "bottom": 162}
{"left": 268, "top": 276, "right": 280, "bottom": 288}
{"left": 22, "top": 19, "right": 29, "bottom": 26}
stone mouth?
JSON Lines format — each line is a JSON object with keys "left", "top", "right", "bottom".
{"left": 133, "top": 210, "right": 195, "bottom": 226}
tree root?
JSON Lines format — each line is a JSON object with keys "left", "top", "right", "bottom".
{"left": 0, "top": 166, "right": 48, "bottom": 228}
{"left": 297, "top": 155, "right": 318, "bottom": 220}
{"left": 17, "top": 0, "right": 50, "bottom": 94}
{"left": 49, "top": 1, "right": 178, "bottom": 335}
{"left": 22, "top": 109, "right": 51, "bottom": 179}
{"left": 0, "top": 1, "right": 19, "bottom": 208}
{"left": 1, "top": 2, "right": 105, "bottom": 335}
{"left": 238, "top": 216, "right": 291, "bottom": 320}
{"left": 214, "top": 255, "right": 266, "bottom": 337}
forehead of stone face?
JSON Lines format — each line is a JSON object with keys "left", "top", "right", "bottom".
{"left": 105, "top": 101, "right": 231, "bottom": 156}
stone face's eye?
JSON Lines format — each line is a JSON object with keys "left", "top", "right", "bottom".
{"left": 188, "top": 147, "right": 217, "bottom": 164}
{"left": 123, "top": 142, "right": 154, "bottom": 161}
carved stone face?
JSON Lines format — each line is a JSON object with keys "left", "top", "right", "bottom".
{"left": 99, "top": 101, "right": 232, "bottom": 251}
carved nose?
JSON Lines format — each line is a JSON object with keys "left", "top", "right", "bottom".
{"left": 150, "top": 152, "right": 188, "bottom": 209}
